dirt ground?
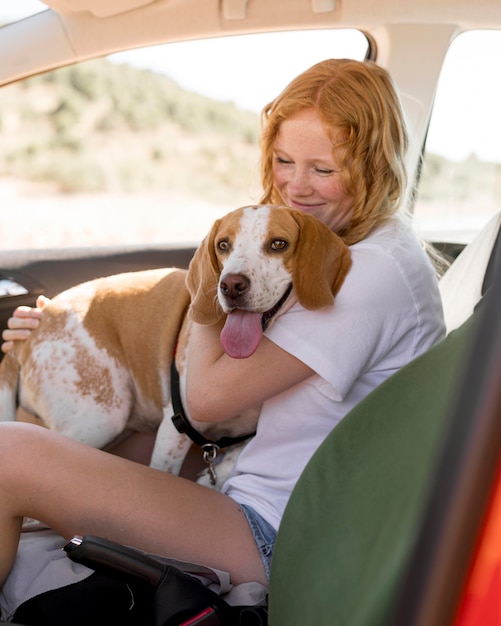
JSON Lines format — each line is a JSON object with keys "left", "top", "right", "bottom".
{"left": 1, "top": 179, "right": 495, "bottom": 250}
{"left": 1, "top": 182, "right": 238, "bottom": 249}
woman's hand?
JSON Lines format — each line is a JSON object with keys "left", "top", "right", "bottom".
{"left": 1, "top": 295, "right": 50, "bottom": 353}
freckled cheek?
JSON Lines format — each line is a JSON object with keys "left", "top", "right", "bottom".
{"left": 318, "top": 177, "right": 346, "bottom": 202}
{"left": 272, "top": 163, "right": 287, "bottom": 190}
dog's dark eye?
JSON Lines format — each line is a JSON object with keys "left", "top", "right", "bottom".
{"left": 217, "top": 240, "right": 230, "bottom": 252}
{"left": 270, "top": 239, "right": 288, "bottom": 251}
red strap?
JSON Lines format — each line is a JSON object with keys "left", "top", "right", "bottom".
{"left": 180, "top": 606, "right": 221, "bottom": 625}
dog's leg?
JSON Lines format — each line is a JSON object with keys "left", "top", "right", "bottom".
{"left": 149, "top": 403, "right": 193, "bottom": 475}
{"left": 0, "top": 352, "right": 19, "bottom": 422}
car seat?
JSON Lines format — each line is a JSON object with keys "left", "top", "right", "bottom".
{"left": 268, "top": 222, "right": 501, "bottom": 625}
{"left": 439, "top": 209, "right": 501, "bottom": 332}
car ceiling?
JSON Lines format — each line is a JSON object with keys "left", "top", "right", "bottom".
{"left": 4, "top": 0, "right": 501, "bottom": 73}
{"left": 39, "top": 0, "right": 501, "bottom": 27}
{"left": 0, "top": 0, "right": 498, "bottom": 87}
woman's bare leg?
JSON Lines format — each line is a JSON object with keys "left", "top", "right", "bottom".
{"left": 0, "top": 422, "right": 266, "bottom": 587}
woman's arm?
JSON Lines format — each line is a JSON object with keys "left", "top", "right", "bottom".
{"left": 186, "top": 320, "right": 314, "bottom": 423}
{"left": 2, "top": 298, "right": 314, "bottom": 423}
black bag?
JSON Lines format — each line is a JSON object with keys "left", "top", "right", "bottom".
{"left": 12, "top": 536, "right": 267, "bottom": 626}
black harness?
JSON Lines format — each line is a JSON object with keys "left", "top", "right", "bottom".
{"left": 170, "top": 360, "right": 255, "bottom": 450}
{"left": 170, "top": 360, "right": 255, "bottom": 485}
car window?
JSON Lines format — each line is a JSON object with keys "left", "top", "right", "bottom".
{"left": 413, "top": 30, "right": 501, "bottom": 245}
{"left": 0, "top": 2, "right": 46, "bottom": 26}
{"left": 0, "top": 29, "right": 369, "bottom": 250}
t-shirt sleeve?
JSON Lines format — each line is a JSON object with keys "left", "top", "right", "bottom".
{"left": 265, "top": 246, "right": 424, "bottom": 401}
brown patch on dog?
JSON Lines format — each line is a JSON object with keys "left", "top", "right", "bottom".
{"left": 74, "top": 346, "right": 118, "bottom": 408}
{"left": 80, "top": 269, "right": 191, "bottom": 411}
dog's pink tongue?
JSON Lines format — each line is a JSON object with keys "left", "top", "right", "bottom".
{"left": 220, "top": 310, "right": 263, "bottom": 359}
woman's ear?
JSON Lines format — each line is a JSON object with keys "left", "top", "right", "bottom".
{"left": 291, "top": 212, "right": 352, "bottom": 310}
{"left": 186, "top": 219, "right": 225, "bottom": 325}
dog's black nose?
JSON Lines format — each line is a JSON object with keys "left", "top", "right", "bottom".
{"left": 220, "top": 274, "right": 250, "bottom": 302}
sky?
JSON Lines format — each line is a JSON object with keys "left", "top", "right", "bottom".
{"left": 1, "top": 1, "right": 501, "bottom": 164}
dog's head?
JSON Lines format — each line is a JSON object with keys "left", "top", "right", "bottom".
{"left": 186, "top": 204, "right": 351, "bottom": 357}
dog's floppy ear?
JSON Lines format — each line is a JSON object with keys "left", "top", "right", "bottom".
{"left": 186, "top": 218, "right": 225, "bottom": 325}
{"left": 291, "top": 212, "right": 352, "bottom": 310}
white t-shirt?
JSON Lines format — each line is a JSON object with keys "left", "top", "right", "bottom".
{"left": 221, "top": 217, "right": 446, "bottom": 531}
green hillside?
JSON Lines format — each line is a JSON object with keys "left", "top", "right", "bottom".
{"left": 0, "top": 59, "right": 261, "bottom": 202}
{"left": 418, "top": 152, "right": 501, "bottom": 206}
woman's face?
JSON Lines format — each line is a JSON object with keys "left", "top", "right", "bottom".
{"left": 272, "top": 108, "right": 354, "bottom": 233}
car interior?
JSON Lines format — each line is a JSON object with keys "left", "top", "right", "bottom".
{"left": 1, "top": 0, "right": 501, "bottom": 624}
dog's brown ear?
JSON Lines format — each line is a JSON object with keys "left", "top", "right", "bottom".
{"left": 291, "top": 212, "right": 352, "bottom": 310}
{"left": 185, "top": 218, "right": 225, "bottom": 325}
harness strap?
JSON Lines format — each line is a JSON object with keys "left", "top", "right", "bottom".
{"left": 170, "top": 361, "right": 255, "bottom": 449}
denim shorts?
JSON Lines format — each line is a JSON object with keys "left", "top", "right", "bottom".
{"left": 240, "top": 503, "right": 277, "bottom": 581}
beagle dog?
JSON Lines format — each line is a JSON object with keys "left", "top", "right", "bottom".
{"left": 0, "top": 205, "right": 351, "bottom": 488}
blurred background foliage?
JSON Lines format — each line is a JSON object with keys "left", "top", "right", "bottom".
{"left": 0, "top": 59, "right": 261, "bottom": 202}
{"left": 418, "top": 152, "right": 501, "bottom": 205}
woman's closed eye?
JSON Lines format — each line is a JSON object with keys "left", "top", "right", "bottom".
{"left": 275, "top": 156, "right": 337, "bottom": 175}
{"left": 314, "top": 166, "right": 337, "bottom": 175}
{"left": 275, "top": 156, "right": 292, "bottom": 165}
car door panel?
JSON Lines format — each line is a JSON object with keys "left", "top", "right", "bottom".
{"left": 0, "top": 245, "right": 196, "bottom": 360}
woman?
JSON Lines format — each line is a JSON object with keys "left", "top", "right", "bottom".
{"left": 0, "top": 59, "right": 445, "bottom": 591}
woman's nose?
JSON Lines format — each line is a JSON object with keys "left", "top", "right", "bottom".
{"left": 287, "top": 168, "right": 312, "bottom": 195}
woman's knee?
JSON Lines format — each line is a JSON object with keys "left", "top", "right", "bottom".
{"left": 0, "top": 423, "right": 65, "bottom": 520}
{"left": 0, "top": 422, "right": 49, "bottom": 476}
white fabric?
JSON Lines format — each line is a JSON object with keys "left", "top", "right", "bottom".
{"left": 0, "top": 528, "right": 92, "bottom": 621}
{"left": 439, "top": 210, "right": 501, "bottom": 333}
{"left": 222, "top": 217, "right": 446, "bottom": 531}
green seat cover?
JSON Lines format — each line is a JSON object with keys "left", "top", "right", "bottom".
{"left": 269, "top": 313, "right": 477, "bottom": 625}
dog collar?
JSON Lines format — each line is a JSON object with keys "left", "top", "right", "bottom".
{"left": 261, "top": 283, "right": 293, "bottom": 331}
